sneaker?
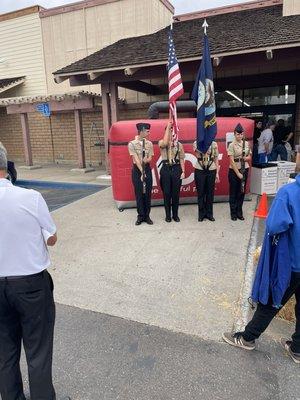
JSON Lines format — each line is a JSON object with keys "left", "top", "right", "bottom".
{"left": 173, "top": 216, "right": 180, "bottom": 222}
{"left": 135, "top": 219, "right": 142, "bottom": 226}
{"left": 280, "top": 338, "right": 300, "bottom": 364}
{"left": 165, "top": 217, "right": 172, "bottom": 223}
{"left": 222, "top": 332, "right": 256, "bottom": 351}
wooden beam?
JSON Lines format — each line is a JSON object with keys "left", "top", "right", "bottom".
{"left": 54, "top": 76, "right": 69, "bottom": 84}
{"left": 110, "top": 82, "right": 119, "bottom": 124}
{"left": 101, "top": 82, "right": 111, "bottom": 174}
{"left": 20, "top": 113, "right": 33, "bottom": 166}
{"left": 74, "top": 110, "right": 86, "bottom": 169}
{"left": 6, "top": 97, "right": 94, "bottom": 114}
{"left": 118, "top": 80, "right": 165, "bottom": 95}
{"left": 124, "top": 67, "right": 140, "bottom": 76}
{"left": 87, "top": 72, "right": 104, "bottom": 81}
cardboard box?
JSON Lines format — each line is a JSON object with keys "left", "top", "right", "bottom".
{"left": 250, "top": 165, "right": 278, "bottom": 195}
{"left": 277, "top": 161, "right": 296, "bottom": 189}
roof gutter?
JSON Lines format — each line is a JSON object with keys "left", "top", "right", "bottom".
{"left": 53, "top": 42, "right": 300, "bottom": 79}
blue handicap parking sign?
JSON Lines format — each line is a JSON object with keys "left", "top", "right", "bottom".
{"left": 36, "top": 103, "right": 51, "bottom": 117}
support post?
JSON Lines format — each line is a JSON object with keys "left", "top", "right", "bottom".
{"left": 74, "top": 109, "right": 86, "bottom": 169}
{"left": 110, "top": 82, "right": 119, "bottom": 124}
{"left": 101, "top": 82, "right": 111, "bottom": 174}
{"left": 20, "top": 113, "right": 33, "bottom": 166}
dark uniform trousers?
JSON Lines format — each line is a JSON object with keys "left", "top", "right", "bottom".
{"left": 242, "top": 272, "right": 300, "bottom": 353}
{"left": 0, "top": 271, "right": 56, "bottom": 400}
{"left": 160, "top": 163, "right": 182, "bottom": 219}
{"left": 132, "top": 164, "right": 153, "bottom": 220}
{"left": 228, "top": 168, "right": 249, "bottom": 218}
{"left": 194, "top": 169, "right": 217, "bottom": 219}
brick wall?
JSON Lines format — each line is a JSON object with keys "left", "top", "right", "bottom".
{"left": 0, "top": 107, "right": 24, "bottom": 162}
{"left": 0, "top": 103, "right": 151, "bottom": 167}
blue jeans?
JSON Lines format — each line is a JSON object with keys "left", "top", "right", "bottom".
{"left": 271, "top": 144, "right": 287, "bottom": 161}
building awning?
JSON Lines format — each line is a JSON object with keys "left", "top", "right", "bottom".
{"left": 0, "top": 90, "right": 101, "bottom": 106}
{"left": 0, "top": 77, "right": 25, "bottom": 94}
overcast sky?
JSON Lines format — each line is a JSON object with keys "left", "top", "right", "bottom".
{"left": 0, "top": 0, "right": 254, "bottom": 15}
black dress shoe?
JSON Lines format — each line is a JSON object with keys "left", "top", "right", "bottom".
{"left": 135, "top": 219, "right": 142, "bottom": 226}
{"left": 165, "top": 217, "right": 172, "bottom": 222}
{"left": 173, "top": 216, "right": 180, "bottom": 222}
{"left": 231, "top": 216, "right": 237, "bottom": 221}
{"left": 237, "top": 216, "right": 245, "bottom": 220}
{"left": 198, "top": 217, "right": 205, "bottom": 222}
{"left": 145, "top": 217, "right": 153, "bottom": 225}
{"left": 207, "top": 216, "right": 215, "bottom": 221}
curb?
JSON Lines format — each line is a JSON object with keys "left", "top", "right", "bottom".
{"left": 234, "top": 198, "right": 260, "bottom": 332}
{"left": 16, "top": 180, "right": 108, "bottom": 190}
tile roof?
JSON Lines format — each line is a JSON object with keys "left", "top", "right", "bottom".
{"left": 0, "top": 91, "right": 101, "bottom": 106}
{"left": 0, "top": 77, "right": 25, "bottom": 94}
{"left": 54, "top": 4, "right": 300, "bottom": 76}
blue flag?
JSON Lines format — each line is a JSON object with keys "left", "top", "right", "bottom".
{"left": 191, "top": 34, "right": 217, "bottom": 153}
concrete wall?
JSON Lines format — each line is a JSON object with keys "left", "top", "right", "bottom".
{"left": 41, "top": 0, "right": 173, "bottom": 95}
{"left": 283, "top": 0, "right": 300, "bottom": 16}
{"left": 0, "top": 9, "right": 47, "bottom": 97}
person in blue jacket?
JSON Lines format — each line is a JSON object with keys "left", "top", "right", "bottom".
{"left": 222, "top": 166, "right": 300, "bottom": 363}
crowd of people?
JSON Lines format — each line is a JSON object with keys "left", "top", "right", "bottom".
{"left": 128, "top": 121, "right": 252, "bottom": 225}
{"left": 253, "top": 118, "right": 294, "bottom": 164}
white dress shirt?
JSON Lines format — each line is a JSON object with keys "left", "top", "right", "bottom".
{"left": 0, "top": 179, "right": 56, "bottom": 277}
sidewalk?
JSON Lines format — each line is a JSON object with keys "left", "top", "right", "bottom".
{"left": 16, "top": 163, "right": 110, "bottom": 185}
{"left": 49, "top": 187, "right": 256, "bottom": 341}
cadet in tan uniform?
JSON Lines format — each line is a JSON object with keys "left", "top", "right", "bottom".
{"left": 159, "top": 122, "right": 185, "bottom": 222}
{"left": 227, "top": 123, "right": 252, "bottom": 221}
{"left": 128, "top": 123, "right": 154, "bottom": 225}
{"left": 194, "top": 140, "right": 220, "bottom": 221}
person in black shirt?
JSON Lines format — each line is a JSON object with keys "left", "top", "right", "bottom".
{"left": 253, "top": 121, "right": 263, "bottom": 164}
{"left": 271, "top": 119, "right": 293, "bottom": 161}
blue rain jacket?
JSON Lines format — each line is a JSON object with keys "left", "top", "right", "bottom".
{"left": 252, "top": 174, "right": 300, "bottom": 306}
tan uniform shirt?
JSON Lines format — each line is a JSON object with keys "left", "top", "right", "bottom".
{"left": 128, "top": 137, "right": 154, "bottom": 164}
{"left": 193, "top": 141, "right": 219, "bottom": 171}
{"left": 158, "top": 141, "right": 185, "bottom": 163}
{"left": 227, "top": 139, "right": 251, "bottom": 169}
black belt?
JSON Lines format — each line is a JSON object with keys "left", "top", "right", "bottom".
{"left": 161, "top": 160, "right": 180, "bottom": 166}
{"left": 0, "top": 271, "right": 44, "bottom": 281}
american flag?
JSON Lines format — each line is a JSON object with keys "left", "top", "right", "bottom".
{"left": 168, "top": 27, "right": 184, "bottom": 144}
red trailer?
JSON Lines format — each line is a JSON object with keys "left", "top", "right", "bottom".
{"left": 109, "top": 117, "right": 254, "bottom": 210}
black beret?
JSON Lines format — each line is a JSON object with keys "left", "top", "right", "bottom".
{"left": 234, "top": 123, "right": 244, "bottom": 133}
{"left": 136, "top": 123, "right": 151, "bottom": 132}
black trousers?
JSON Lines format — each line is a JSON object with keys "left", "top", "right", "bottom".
{"left": 243, "top": 272, "right": 300, "bottom": 353}
{"left": 194, "top": 168, "right": 217, "bottom": 219}
{"left": 228, "top": 168, "right": 249, "bottom": 218}
{"left": 160, "top": 164, "right": 182, "bottom": 219}
{"left": 132, "top": 164, "right": 153, "bottom": 220}
{"left": 0, "top": 271, "right": 56, "bottom": 400}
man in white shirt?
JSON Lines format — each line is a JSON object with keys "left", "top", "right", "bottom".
{"left": 0, "top": 148, "right": 69, "bottom": 400}
{"left": 257, "top": 122, "right": 275, "bottom": 164}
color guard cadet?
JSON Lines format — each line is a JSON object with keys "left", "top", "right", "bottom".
{"left": 159, "top": 121, "right": 185, "bottom": 222}
{"left": 194, "top": 140, "right": 220, "bottom": 221}
{"left": 227, "top": 123, "right": 252, "bottom": 221}
{"left": 128, "top": 123, "right": 154, "bottom": 225}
